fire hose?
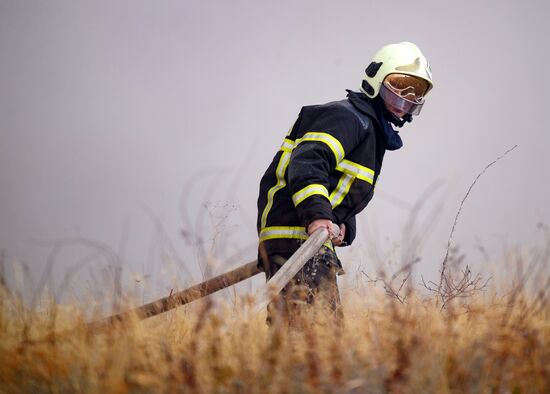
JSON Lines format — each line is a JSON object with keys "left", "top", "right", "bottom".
{"left": 88, "top": 225, "right": 337, "bottom": 331}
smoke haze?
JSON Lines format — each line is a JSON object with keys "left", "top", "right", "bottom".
{"left": 1, "top": 0, "right": 549, "bottom": 305}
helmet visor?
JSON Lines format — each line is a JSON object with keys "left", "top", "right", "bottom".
{"left": 380, "top": 74, "right": 428, "bottom": 116}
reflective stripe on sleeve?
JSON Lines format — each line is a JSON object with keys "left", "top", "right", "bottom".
{"left": 280, "top": 138, "right": 295, "bottom": 152}
{"left": 292, "top": 184, "right": 330, "bottom": 207}
{"left": 260, "top": 151, "right": 292, "bottom": 229}
{"left": 335, "top": 159, "right": 374, "bottom": 184}
{"left": 330, "top": 173, "right": 354, "bottom": 208}
{"left": 295, "top": 132, "right": 345, "bottom": 163}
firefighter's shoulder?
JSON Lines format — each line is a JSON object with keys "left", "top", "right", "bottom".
{"left": 301, "top": 99, "right": 372, "bottom": 131}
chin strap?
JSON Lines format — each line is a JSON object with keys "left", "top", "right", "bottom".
{"left": 385, "top": 111, "right": 413, "bottom": 128}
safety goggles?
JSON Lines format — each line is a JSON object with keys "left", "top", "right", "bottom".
{"left": 379, "top": 74, "right": 428, "bottom": 116}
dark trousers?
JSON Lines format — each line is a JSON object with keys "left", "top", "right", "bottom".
{"left": 264, "top": 246, "right": 344, "bottom": 328}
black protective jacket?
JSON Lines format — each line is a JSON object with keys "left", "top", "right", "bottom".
{"left": 256, "top": 91, "right": 388, "bottom": 266}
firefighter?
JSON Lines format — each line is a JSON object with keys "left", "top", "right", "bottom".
{"left": 256, "top": 42, "right": 434, "bottom": 327}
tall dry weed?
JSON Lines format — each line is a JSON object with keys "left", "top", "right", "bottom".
{"left": 1, "top": 269, "right": 549, "bottom": 393}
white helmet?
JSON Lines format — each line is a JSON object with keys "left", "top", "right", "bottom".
{"left": 360, "top": 42, "right": 433, "bottom": 116}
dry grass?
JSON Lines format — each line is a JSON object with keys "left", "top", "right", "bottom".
{"left": 2, "top": 144, "right": 537, "bottom": 392}
{"left": 0, "top": 268, "right": 549, "bottom": 394}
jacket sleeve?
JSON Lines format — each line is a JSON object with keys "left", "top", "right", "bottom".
{"left": 342, "top": 216, "right": 356, "bottom": 246}
{"left": 287, "top": 106, "right": 365, "bottom": 228}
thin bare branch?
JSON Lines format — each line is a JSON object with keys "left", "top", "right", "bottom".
{"left": 438, "top": 145, "right": 518, "bottom": 299}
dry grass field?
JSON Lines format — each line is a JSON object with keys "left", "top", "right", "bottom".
{"left": 1, "top": 250, "right": 549, "bottom": 394}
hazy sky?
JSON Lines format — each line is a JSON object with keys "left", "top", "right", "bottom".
{"left": 1, "top": 0, "right": 549, "bottom": 304}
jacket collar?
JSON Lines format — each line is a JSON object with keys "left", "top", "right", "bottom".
{"left": 346, "top": 90, "right": 403, "bottom": 151}
{"left": 346, "top": 90, "right": 381, "bottom": 128}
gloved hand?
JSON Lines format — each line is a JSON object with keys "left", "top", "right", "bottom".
{"left": 307, "top": 219, "right": 346, "bottom": 246}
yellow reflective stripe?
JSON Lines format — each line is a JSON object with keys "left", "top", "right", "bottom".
{"left": 296, "top": 132, "right": 345, "bottom": 163}
{"left": 280, "top": 138, "right": 295, "bottom": 152}
{"left": 259, "top": 226, "right": 334, "bottom": 250}
{"left": 336, "top": 159, "right": 374, "bottom": 184}
{"left": 292, "top": 184, "right": 330, "bottom": 207}
{"left": 260, "top": 151, "right": 291, "bottom": 229}
{"left": 259, "top": 226, "right": 308, "bottom": 241}
{"left": 330, "top": 174, "right": 354, "bottom": 208}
